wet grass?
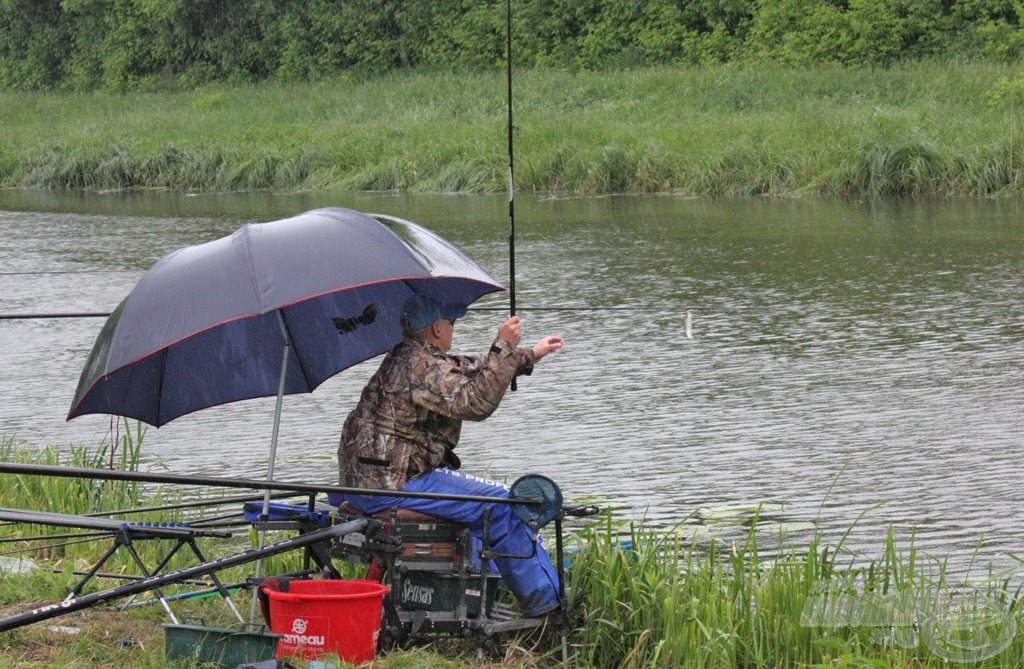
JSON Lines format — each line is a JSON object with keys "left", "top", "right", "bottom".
{"left": 3, "top": 437, "right": 1024, "bottom": 667}
{"left": 0, "top": 431, "right": 311, "bottom": 602}
{"left": 4, "top": 62, "right": 1024, "bottom": 196}
{"left": 568, "top": 513, "right": 1024, "bottom": 667}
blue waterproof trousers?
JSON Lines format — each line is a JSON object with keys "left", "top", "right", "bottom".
{"left": 337, "top": 468, "right": 560, "bottom": 617}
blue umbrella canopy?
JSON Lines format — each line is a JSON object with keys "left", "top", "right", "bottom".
{"left": 68, "top": 207, "right": 503, "bottom": 427}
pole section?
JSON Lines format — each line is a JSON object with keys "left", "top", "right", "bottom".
{"left": 506, "top": 0, "right": 518, "bottom": 392}
{"left": 0, "top": 462, "right": 540, "bottom": 507}
{"left": 0, "top": 520, "right": 368, "bottom": 632}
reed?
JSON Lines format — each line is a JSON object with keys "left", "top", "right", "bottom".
{"left": 0, "top": 429, "right": 280, "bottom": 589}
{"left": 567, "top": 513, "right": 1024, "bottom": 668}
{"left": 0, "top": 428, "right": 145, "bottom": 516}
{"left": 3, "top": 62, "right": 1024, "bottom": 196}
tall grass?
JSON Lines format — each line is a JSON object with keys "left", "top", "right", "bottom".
{"left": 4, "top": 62, "right": 1024, "bottom": 196}
{"left": 4, "top": 432, "right": 1023, "bottom": 668}
{"left": 0, "top": 428, "right": 267, "bottom": 592}
{"left": 568, "top": 513, "right": 1024, "bottom": 668}
{"left": 0, "top": 426, "right": 146, "bottom": 517}
{"left": 0, "top": 432, "right": 342, "bottom": 613}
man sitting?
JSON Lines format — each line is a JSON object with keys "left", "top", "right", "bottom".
{"left": 336, "top": 294, "right": 564, "bottom": 617}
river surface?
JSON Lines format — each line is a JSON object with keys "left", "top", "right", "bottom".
{"left": 1, "top": 189, "right": 1022, "bottom": 580}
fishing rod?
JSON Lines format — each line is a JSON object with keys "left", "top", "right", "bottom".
{"left": 0, "top": 270, "right": 126, "bottom": 276}
{"left": 472, "top": 306, "right": 668, "bottom": 312}
{"left": 0, "top": 462, "right": 541, "bottom": 508}
{"left": 83, "top": 491, "right": 297, "bottom": 518}
{"left": 0, "top": 530, "right": 110, "bottom": 546}
{"left": 0, "top": 305, "right": 671, "bottom": 321}
{"left": 0, "top": 518, "right": 368, "bottom": 632}
{"left": 0, "top": 312, "right": 110, "bottom": 320}
{"left": 506, "top": 0, "right": 518, "bottom": 392}
{"left": 0, "top": 534, "right": 111, "bottom": 556}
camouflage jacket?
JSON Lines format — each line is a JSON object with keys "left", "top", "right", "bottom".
{"left": 338, "top": 336, "right": 535, "bottom": 490}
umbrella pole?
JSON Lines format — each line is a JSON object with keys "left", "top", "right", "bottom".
{"left": 249, "top": 311, "right": 291, "bottom": 620}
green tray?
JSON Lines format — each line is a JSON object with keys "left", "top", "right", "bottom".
{"left": 163, "top": 621, "right": 280, "bottom": 668}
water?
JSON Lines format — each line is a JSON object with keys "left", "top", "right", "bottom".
{"left": 1, "top": 189, "right": 1023, "bottom": 579}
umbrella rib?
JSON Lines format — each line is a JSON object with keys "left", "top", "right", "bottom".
{"left": 155, "top": 348, "right": 169, "bottom": 426}
{"left": 276, "top": 310, "right": 312, "bottom": 391}
{"left": 237, "top": 224, "right": 266, "bottom": 312}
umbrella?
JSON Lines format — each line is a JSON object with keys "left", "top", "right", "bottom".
{"left": 68, "top": 206, "right": 503, "bottom": 477}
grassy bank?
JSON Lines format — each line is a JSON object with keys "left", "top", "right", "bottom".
{"left": 3, "top": 62, "right": 1024, "bottom": 197}
{"left": 569, "top": 517, "right": 1024, "bottom": 668}
{"left": 3, "top": 439, "right": 1023, "bottom": 667}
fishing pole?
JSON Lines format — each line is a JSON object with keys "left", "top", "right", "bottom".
{"left": 506, "top": 0, "right": 516, "bottom": 322}
{"left": 471, "top": 306, "right": 668, "bottom": 312}
{"left": 506, "top": 0, "right": 517, "bottom": 392}
{"left": 0, "top": 270, "right": 127, "bottom": 276}
{"left": 0, "top": 462, "right": 542, "bottom": 508}
{"left": 80, "top": 491, "right": 297, "bottom": 518}
{"left": 0, "top": 533, "right": 110, "bottom": 553}
{"left": 0, "top": 312, "right": 111, "bottom": 320}
{"left": 0, "top": 534, "right": 116, "bottom": 557}
{"left": 0, "top": 305, "right": 671, "bottom": 321}
{"left": 0, "top": 519, "right": 368, "bottom": 632}
{"left": 0, "top": 530, "right": 110, "bottom": 545}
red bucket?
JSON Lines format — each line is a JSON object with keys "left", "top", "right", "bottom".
{"left": 262, "top": 579, "right": 389, "bottom": 663}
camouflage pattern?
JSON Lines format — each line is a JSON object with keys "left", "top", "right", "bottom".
{"left": 339, "top": 336, "right": 535, "bottom": 490}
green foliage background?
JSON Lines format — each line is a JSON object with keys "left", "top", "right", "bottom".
{"left": 3, "top": 0, "right": 1024, "bottom": 92}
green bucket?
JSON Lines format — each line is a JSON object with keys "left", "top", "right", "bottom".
{"left": 163, "top": 621, "right": 280, "bottom": 668}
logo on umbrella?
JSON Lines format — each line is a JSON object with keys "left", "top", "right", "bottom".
{"left": 333, "top": 304, "right": 378, "bottom": 334}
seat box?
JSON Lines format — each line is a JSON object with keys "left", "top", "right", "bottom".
{"left": 394, "top": 570, "right": 502, "bottom": 616}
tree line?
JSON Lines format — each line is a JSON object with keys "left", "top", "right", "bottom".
{"left": 2, "top": 0, "right": 1023, "bottom": 92}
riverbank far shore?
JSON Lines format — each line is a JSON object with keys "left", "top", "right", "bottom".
{"left": 2, "top": 62, "right": 1022, "bottom": 198}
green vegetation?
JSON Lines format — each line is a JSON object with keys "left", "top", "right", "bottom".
{"left": 4, "top": 1, "right": 1024, "bottom": 197}
{"left": 0, "top": 433, "right": 309, "bottom": 607}
{"left": 2, "top": 437, "right": 1023, "bottom": 667}
{"left": 3, "top": 0, "right": 1024, "bottom": 92}
{"left": 3, "top": 63, "right": 1024, "bottom": 196}
{"left": 569, "top": 515, "right": 1024, "bottom": 667}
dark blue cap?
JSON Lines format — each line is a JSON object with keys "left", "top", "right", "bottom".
{"left": 401, "top": 295, "right": 467, "bottom": 333}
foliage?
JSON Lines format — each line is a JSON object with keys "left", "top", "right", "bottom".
{"left": 0, "top": 429, "right": 265, "bottom": 586}
{"left": 568, "top": 513, "right": 1024, "bottom": 668}
{"left": 4, "top": 0, "right": 1024, "bottom": 92}
{"left": 0, "top": 424, "right": 146, "bottom": 517}
{"left": 2, "top": 441, "right": 1023, "bottom": 667}
{"left": 4, "top": 63, "right": 1024, "bottom": 196}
